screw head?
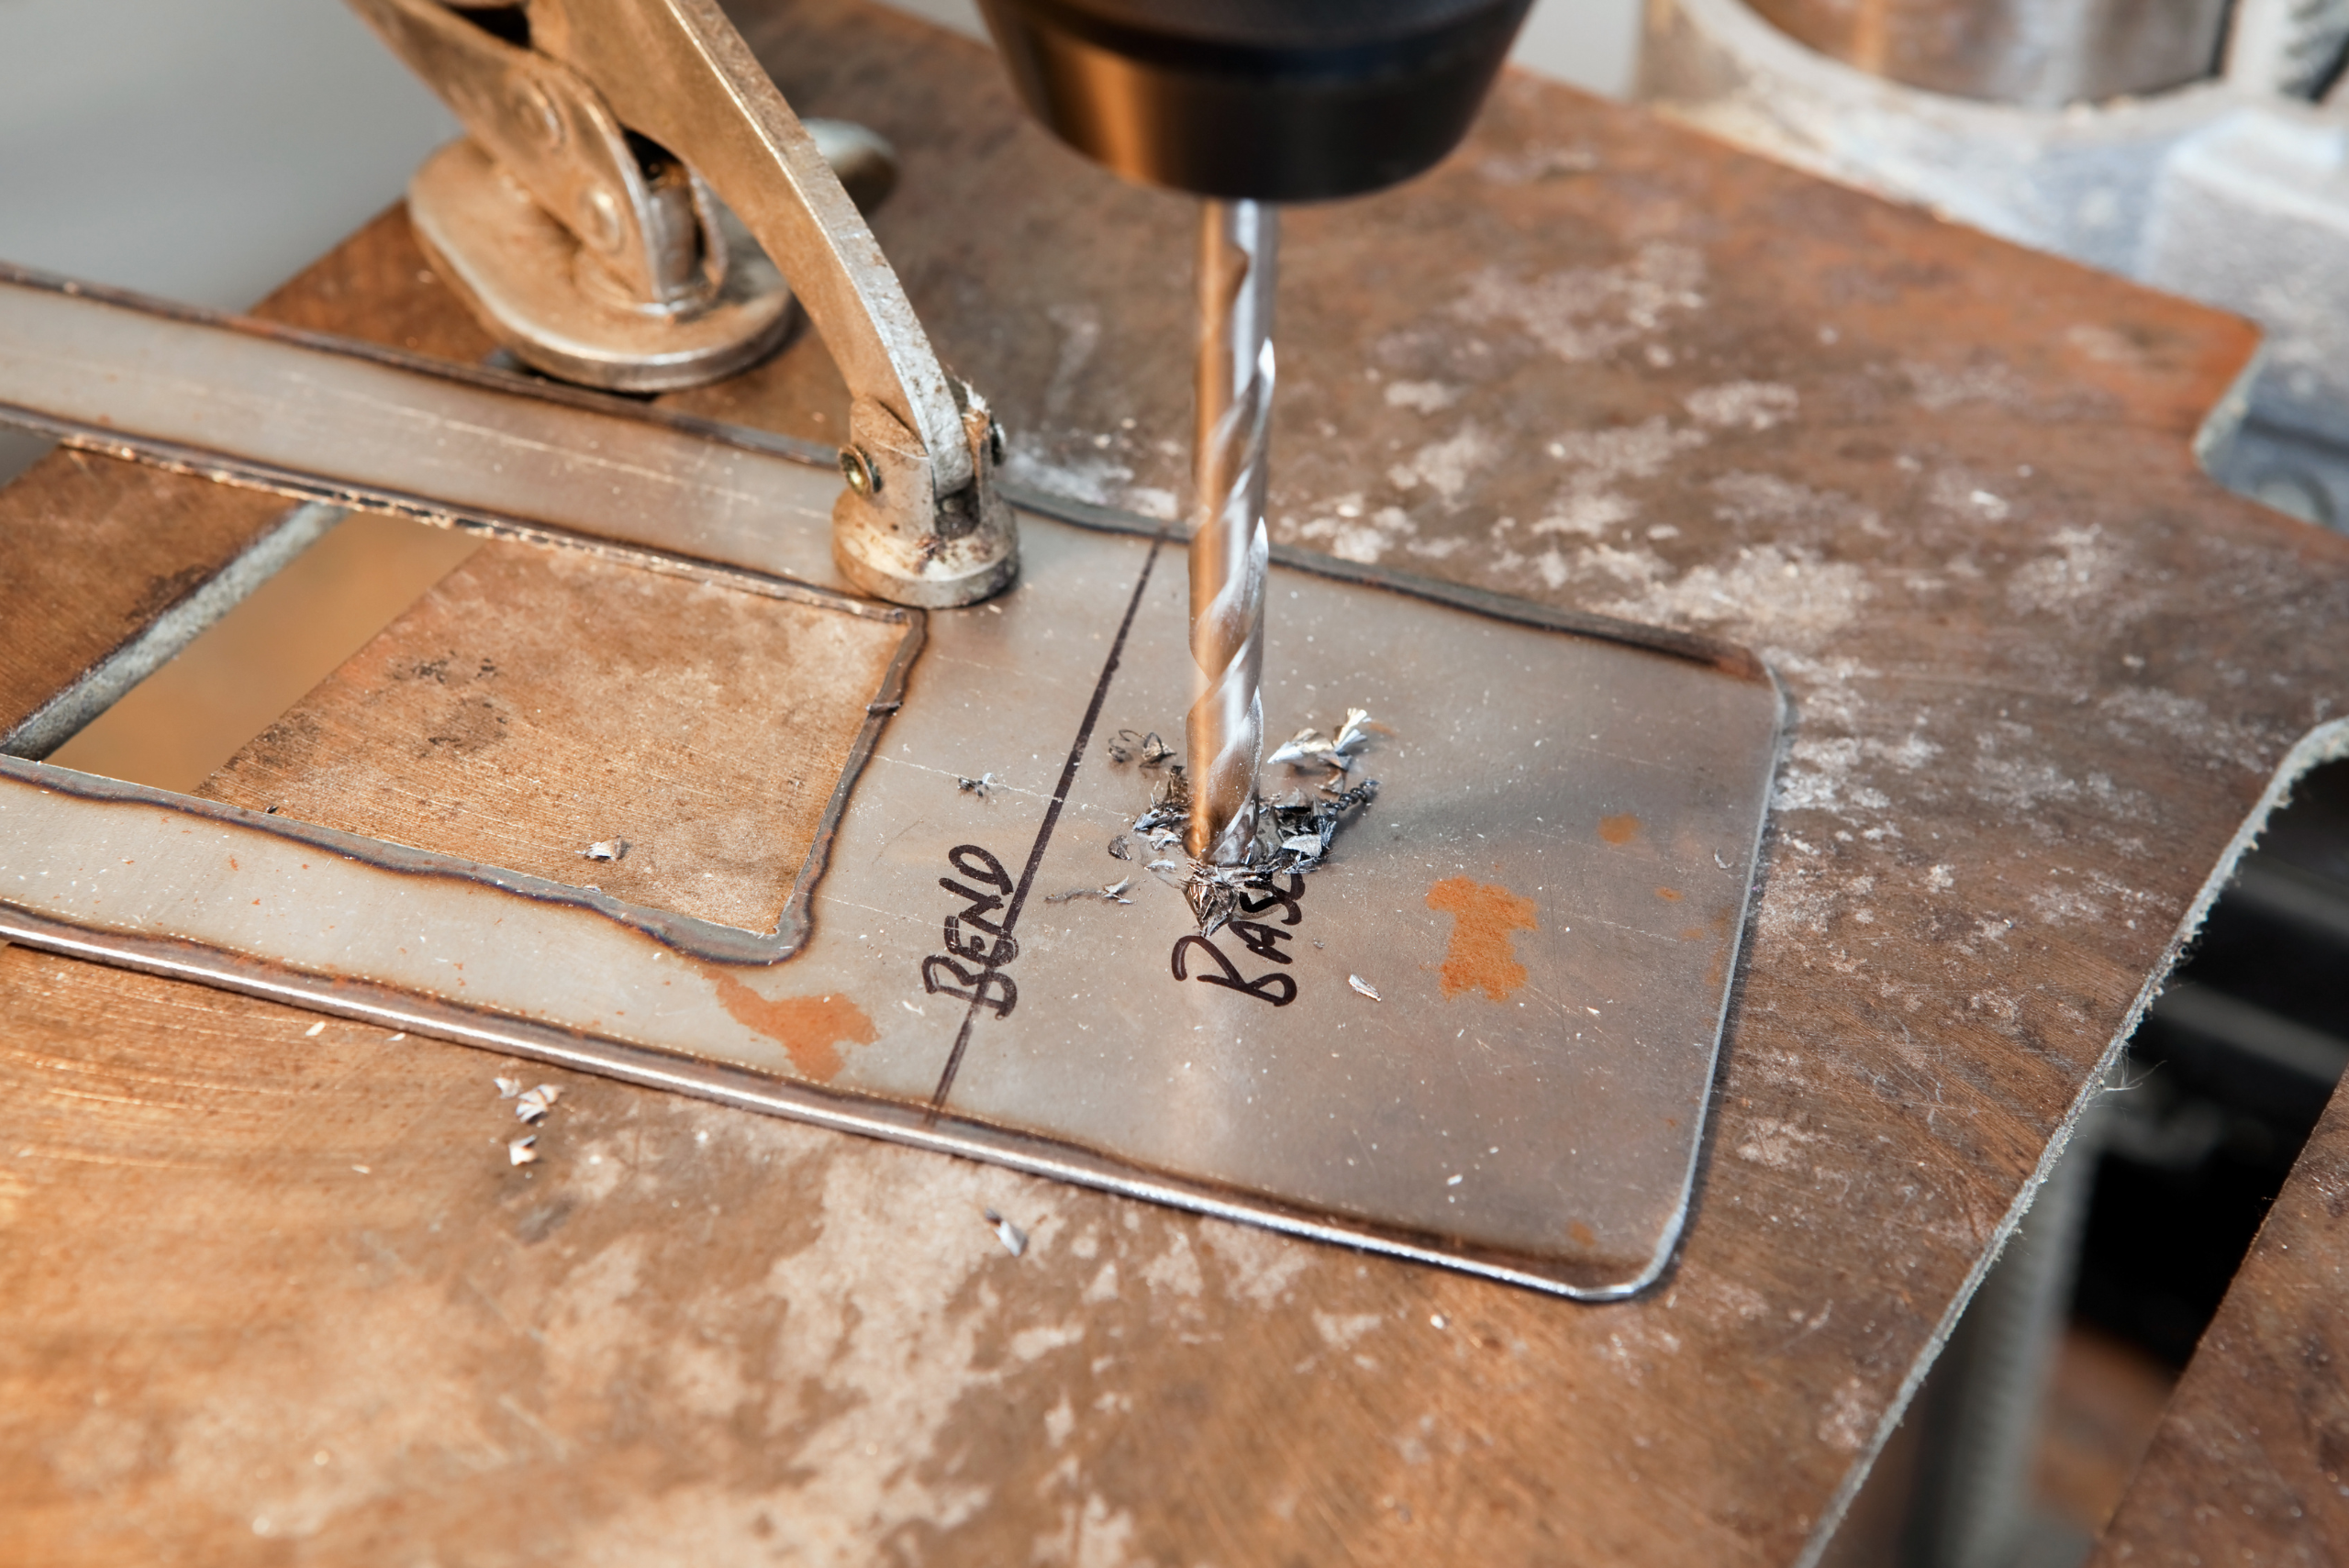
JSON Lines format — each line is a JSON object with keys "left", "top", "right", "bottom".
{"left": 839, "top": 446, "right": 878, "bottom": 495}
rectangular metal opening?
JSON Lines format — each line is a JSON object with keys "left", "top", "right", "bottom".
{"left": 35, "top": 509, "right": 918, "bottom": 938}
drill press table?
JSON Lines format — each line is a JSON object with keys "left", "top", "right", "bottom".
{"left": 6, "top": 3, "right": 2348, "bottom": 1562}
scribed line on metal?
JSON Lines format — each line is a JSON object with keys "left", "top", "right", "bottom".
{"left": 927, "top": 523, "right": 1174, "bottom": 1116}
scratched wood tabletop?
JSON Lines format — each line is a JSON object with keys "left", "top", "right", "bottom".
{"left": 6, "top": 2, "right": 2349, "bottom": 1562}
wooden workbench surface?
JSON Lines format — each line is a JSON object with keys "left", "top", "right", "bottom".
{"left": 6, "top": 2, "right": 2349, "bottom": 1562}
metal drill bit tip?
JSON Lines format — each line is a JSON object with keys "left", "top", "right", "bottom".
{"left": 1186, "top": 199, "right": 1277, "bottom": 866}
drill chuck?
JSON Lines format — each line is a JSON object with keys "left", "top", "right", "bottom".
{"left": 975, "top": 0, "right": 1533, "bottom": 202}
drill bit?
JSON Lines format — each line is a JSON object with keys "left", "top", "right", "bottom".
{"left": 1186, "top": 199, "right": 1277, "bottom": 865}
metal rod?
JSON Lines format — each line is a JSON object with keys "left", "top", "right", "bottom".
{"left": 1186, "top": 199, "right": 1277, "bottom": 864}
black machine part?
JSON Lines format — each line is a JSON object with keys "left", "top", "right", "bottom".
{"left": 974, "top": 0, "right": 1535, "bottom": 202}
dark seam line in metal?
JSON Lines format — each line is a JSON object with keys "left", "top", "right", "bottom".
{"left": 927, "top": 522, "right": 1174, "bottom": 1118}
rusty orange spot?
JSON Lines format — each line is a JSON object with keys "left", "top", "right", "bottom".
{"left": 1568, "top": 1219, "right": 1598, "bottom": 1248}
{"left": 706, "top": 971, "right": 874, "bottom": 1083}
{"left": 1655, "top": 886, "right": 1684, "bottom": 903}
{"left": 1598, "top": 814, "right": 1641, "bottom": 846}
{"left": 1426, "top": 876, "right": 1540, "bottom": 1001}
{"left": 1679, "top": 926, "right": 1709, "bottom": 941}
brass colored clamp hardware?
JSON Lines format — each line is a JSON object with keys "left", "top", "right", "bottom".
{"left": 348, "top": 0, "right": 1016, "bottom": 606}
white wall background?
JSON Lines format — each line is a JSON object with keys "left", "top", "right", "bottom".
{"left": 0, "top": 0, "right": 1640, "bottom": 479}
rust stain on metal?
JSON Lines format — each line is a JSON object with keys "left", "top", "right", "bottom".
{"left": 1655, "top": 886, "right": 1685, "bottom": 903}
{"left": 1426, "top": 876, "right": 1541, "bottom": 1002}
{"left": 702, "top": 971, "right": 875, "bottom": 1083}
{"left": 1598, "top": 814, "right": 1642, "bottom": 847}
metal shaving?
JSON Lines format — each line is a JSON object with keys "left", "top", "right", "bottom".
{"left": 495, "top": 1076, "right": 522, "bottom": 1098}
{"left": 1044, "top": 876, "right": 1133, "bottom": 906}
{"left": 1125, "top": 708, "right": 1384, "bottom": 932}
{"left": 508, "top": 1134, "right": 539, "bottom": 1166}
{"left": 1106, "top": 834, "right": 1132, "bottom": 861}
{"left": 580, "top": 840, "right": 629, "bottom": 862}
{"left": 956, "top": 772, "right": 1002, "bottom": 798}
{"left": 1349, "top": 974, "right": 1383, "bottom": 1001}
{"left": 1265, "top": 707, "right": 1377, "bottom": 779}
{"left": 515, "top": 1084, "right": 562, "bottom": 1123}
{"left": 982, "top": 1206, "right": 1028, "bottom": 1257}
{"left": 1104, "top": 728, "right": 1176, "bottom": 767}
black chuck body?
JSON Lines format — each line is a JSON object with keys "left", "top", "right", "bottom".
{"left": 975, "top": 0, "right": 1534, "bottom": 202}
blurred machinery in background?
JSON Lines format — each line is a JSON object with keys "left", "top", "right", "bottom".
{"left": 1643, "top": 0, "right": 2349, "bottom": 532}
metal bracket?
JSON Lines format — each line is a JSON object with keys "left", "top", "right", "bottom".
{"left": 345, "top": 0, "right": 1017, "bottom": 607}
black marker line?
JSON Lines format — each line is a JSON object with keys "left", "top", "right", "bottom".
{"left": 928, "top": 528, "right": 1172, "bottom": 1117}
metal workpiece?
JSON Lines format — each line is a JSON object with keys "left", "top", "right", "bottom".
{"left": 0, "top": 261, "right": 1780, "bottom": 1296}
{"left": 0, "top": 499, "right": 1785, "bottom": 1298}
{"left": 351, "top": 0, "right": 1015, "bottom": 605}
{"left": 1186, "top": 201, "right": 1276, "bottom": 866}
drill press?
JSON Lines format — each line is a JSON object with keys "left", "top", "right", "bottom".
{"left": 975, "top": 0, "right": 1534, "bottom": 872}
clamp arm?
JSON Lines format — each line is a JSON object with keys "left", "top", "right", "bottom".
{"left": 350, "top": 0, "right": 1015, "bottom": 606}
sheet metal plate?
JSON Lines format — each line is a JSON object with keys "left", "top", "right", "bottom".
{"left": 0, "top": 272, "right": 1785, "bottom": 1295}
{"left": 0, "top": 506, "right": 1779, "bottom": 1296}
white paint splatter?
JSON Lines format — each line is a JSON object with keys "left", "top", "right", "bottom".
{"left": 1455, "top": 241, "right": 1706, "bottom": 362}
{"left": 1387, "top": 425, "right": 1497, "bottom": 507}
{"left": 1199, "top": 1218, "right": 1314, "bottom": 1308}
{"left": 2009, "top": 526, "right": 2121, "bottom": 613}
{"left": 1904, "top": 360, "right": 2032, "bottom": 411}
{"left": 1532, "top": 417, "right": 1708, "bottom": 539}
{"left": 1141, "top": 1230, "right": 1203, "bottom": 1298}
{"left": 1383, "top": 379, "right": 1461, "bottom": 413}
{"left": 1313, "top": 1311, "right": 1385, "bottom": 1350}
{"left": 1685, "top": 381, "right": 1798, "bottom": 431}
{"left": 1594, "top": 544, "right": 1870, "bottom": 651}
{"left": 1735, "top": 1118, "right": 1818, "bottom": 1171}
{"left": 1818, "top": 1376, "right": 1874, "bottom": 1452}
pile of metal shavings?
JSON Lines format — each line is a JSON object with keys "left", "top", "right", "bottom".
{"left": 1122, "top": 708, "right": 1383, "bottom": 933}
{"left": 496, "top": 1074, "right": 563, "bottom": 1165}
{"left": 1265, "top": 706, "right": 1378, "bottom": 778}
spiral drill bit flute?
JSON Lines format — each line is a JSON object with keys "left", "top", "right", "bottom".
{"left": 976, "top": 0, "right": 1532, "bottom": 873}
{"left": 1186, "top": 201, "right": 1277, "bottom": 866}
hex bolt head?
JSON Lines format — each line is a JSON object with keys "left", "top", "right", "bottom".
{"left": 839, "top": 445, "right": 879, "bottom": 495}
